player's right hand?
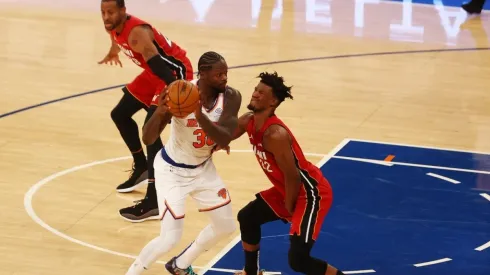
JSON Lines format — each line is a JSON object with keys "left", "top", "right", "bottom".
{"left": 98, "top": 53, "right": 122, "bottom": 67}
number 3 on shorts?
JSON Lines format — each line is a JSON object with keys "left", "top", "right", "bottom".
{"left": 193, "top": 129, "right": 215, "bottom": 148}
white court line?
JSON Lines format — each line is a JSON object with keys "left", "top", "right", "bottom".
{"left": 344, "top": 270, "right": 376, "bottom": 274}
{"left": 475, "top": 194, "right": 490, "bottom": 252}
{"left": 426, "top": 173, "right": 460, "bottom": 184}
{"left": 413, "top": 257, "right": 452, "bottom": 267}
{"left": 349, "top": 138, "right": 490, "bottom": 156}
{"left": 332, "top": 156, "right": 393, "bottom": 166}
{"left": 475, "top": 240, "right": 490, "bottom": 251}
{"left": 316, "top": 138, "right": 350, "bottom": 167}
{"left": 332, "top": 156, "right": 490, "bottom": 175}
{"left": 24, "top": 150, "right": 327, "bottom": 274}
{"left": 480, "top": 193, "right": 490, "bottom": 202}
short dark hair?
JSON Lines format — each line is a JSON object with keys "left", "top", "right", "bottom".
{"left": 102, "top": 0, "right": 125, "bottom": 8}
{"left": 198, "top": 51, "right": 225, "bottom": 75}
{"left": 257, "top": 71, "right": 293, "bottom": 104}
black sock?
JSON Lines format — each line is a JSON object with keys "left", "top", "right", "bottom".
{"left": 244, "top": 249, "right": 259, "bottom": 275}
{"left": 132, "top": 149, "right": 147, "bottom": 168}
{"left": 145, "top": 180, "right": 157, "bottom": 203}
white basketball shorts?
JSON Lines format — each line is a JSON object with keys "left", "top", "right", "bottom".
{"left": 153, "top": 148, "right": 231, "bottom": 220}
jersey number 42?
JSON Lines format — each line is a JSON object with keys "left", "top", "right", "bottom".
{"left": 193, "top": 129, "right": 215, "bottom": 148}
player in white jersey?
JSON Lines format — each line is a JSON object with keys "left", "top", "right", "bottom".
{"left": 126, "top": 51, "right": 242, "bottom": 275}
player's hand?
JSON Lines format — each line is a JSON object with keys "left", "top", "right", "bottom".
{"left": 285, "top": 201, "right": 295, "bottom": 215}
{"left": 193, "top": 90, "right": 203, "bottom": 119}
{"left": 98, "top": 53, "right": 122, "bottom": 67}
{"left": 213, "top": 144, "right": 230, "bottom": 155}
{"left": 156, "top": 88, "right": 170, "bottom": 116}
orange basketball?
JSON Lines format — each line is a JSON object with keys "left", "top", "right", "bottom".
{"left": 166, "top": 80, "right": 200, "bottom": 118}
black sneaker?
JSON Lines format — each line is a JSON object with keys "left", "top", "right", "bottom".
{"left": 116, "top": 162, "right": 148, "bottom": 193}
{"left": 119, "top": 197, "right": 159, "bottom": 223}
{"left": 165, "top": 257, "right": 198, "bottom": 275}
{"left": 462, "top": 2, "right": 483, "bottom": 14}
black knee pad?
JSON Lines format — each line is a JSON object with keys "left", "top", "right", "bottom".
{"left": 288, "top": 244, "right": 308, "bottom": 272}
{"left": 237, "top": 202, "right": 252, "bottom": 225}
{"left": 237, "top": 201, "right": 262, "bottom": 245}
{"left": 289, "top": 235, "right": 328, "bottom": 274}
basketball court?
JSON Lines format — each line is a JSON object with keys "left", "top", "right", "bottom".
{"left": 0, "top": 0, "right": 489, "bottom": 274}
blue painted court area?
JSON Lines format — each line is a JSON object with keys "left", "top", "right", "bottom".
{"left": 204, "top": 139, "right": 490, "bottom": 275}
{"left": 389, "top": 0, "right": 490, "bottom": 10}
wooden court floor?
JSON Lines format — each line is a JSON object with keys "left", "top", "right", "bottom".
{"left": 0, "top": 0, "right": 489, "bottom": 274}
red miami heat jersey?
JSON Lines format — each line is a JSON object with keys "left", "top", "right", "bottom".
{"left": 110, "top": 15, "right": 190, "bottom": 79}
{"left": 246, "top": 115, "right": 329, "bottom": 199}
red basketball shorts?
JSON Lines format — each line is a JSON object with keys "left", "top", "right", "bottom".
{"left": 258, "top": 178, "right": 333, "bottom": 243}
{"left": 125, "top": 65, "right": 194, "bottom": 107}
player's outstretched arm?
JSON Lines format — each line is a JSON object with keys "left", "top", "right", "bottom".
{"left": 195, "top": 87, "right": 242, "bottom": 148}
{"left": 264, "top": 125, "right": 301, "bottom": 214}
{"left": 128, "top": 25, "right": 176, "bottom": 84}
{"left": 98, "top": 33, "right": 122, "bottom": 67}
{"left": 142, "top": 91, "right": 172, "bottom": 145}
{"left": 212, "top": 112, "right": 253, "bottom": 154}
{"left": 233, "top": 112, "right": 253, "bottom": 140}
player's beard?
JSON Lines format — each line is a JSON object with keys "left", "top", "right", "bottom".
{"left": 247, "top": 103, "right": 263, "bottom": 113}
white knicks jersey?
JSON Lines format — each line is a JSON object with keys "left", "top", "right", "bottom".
{"left": 165, "top": 80, "right": 225, "bottom": 165}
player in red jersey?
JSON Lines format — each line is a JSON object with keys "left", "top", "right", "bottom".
{"left": 99, "top": 0, "right": 194, "bottom": 222}
{"left": 220, "top": 72, "right": 345, "bottom": 275}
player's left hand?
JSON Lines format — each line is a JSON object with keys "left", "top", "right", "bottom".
{"left": 193, "top": 91, "right": 203, "bottom": 119}
{"left": 213, "top": 144, "right": 230, "bottom": 154}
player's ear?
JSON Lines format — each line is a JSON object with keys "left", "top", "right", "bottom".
{"left": 270, "top": 97, "right": 279, "bottom": 107}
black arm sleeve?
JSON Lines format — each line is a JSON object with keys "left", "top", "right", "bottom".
{"left": 146, "top": 55, "right": 177, "bottom": 84}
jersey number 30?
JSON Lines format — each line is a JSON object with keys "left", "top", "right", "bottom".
{"left": 193, "top": 129, "right": 215, "bottom": 148}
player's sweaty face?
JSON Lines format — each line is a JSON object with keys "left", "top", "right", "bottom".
{"left": 248, "top": 82, "right": 274, "bottom": 112}
{"left": 207, "top": 61, "right": 228, "bottom": 92}
{"left": 101, "top": 2, "right": 123, "bottom": 31}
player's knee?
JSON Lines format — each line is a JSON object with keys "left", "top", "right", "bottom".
{"left": 237, "top": 201, "right": 255, "bottom": 226}
{"left": 237, "top": 203, "right": 262, "bottom": 245}
{"left": 159, "top": 228, "right": 182, "bottom": 249}
{"left": 110, "top": 105, "right": 127, "bottom": 125}
{"left": 288, "top": 246, "right": 307, "bottom": 272}
{"left": 215, "top": 218, "right": 236, "bottom": 236}
{"left": 110, "top": 106, "right": 119, "bottom": 123}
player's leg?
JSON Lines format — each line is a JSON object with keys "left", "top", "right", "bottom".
{"left": 113, "top": 72, "right": 155, "bottom": 193}
{"left": 126, "top": 149, "right": 190, "bottom": 274}
{"left": 118, "top": 74, "right": 167, "bottom": 221}
{"left": 119, "top": 103, "right": 162, "bottom": 222}
{"left": 237, "top": 187, "right": 289, "bottom": 275}
{"left": 167, "top": 161, "right": 236, "bottom": 274}
{"left": 288, "top": 235, "right": 343, "bottom": 275}
{"left": 141, "top": 91, "right": 165, "bottom": 211}
{"left": 287, "top": 181, "right": 344, "bottom": 275}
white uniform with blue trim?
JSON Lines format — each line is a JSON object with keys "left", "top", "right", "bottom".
{"left": 154, "top": 79, "right": 230, "bottom": 219}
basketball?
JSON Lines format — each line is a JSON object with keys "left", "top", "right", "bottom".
{"left": 166, "top": 80, "right": 200, "bottom": 118}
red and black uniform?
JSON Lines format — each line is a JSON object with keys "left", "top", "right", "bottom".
{"left": 110, "top": 15, "right": 194, "bottom": 106}
{"left": 246, "top": 115, "right": 333, "bottom": 242}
